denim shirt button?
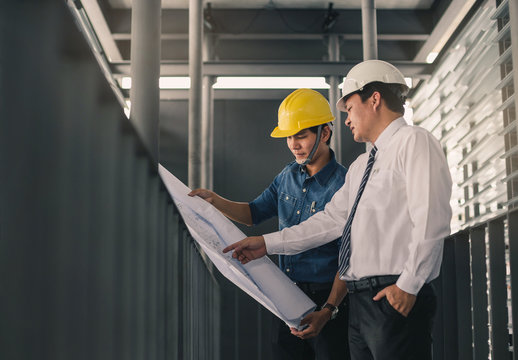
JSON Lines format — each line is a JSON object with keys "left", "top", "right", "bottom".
{"left": 302, "top": 188, "right": 306, "bottom": 192}
{"left": 296, "top": 210, "right": 300, "bottom": 214}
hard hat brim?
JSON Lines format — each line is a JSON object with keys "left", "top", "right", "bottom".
{"left": 270, "top": 116, "right": 335, "bottom": 138}
{"left": 270, "top": 126, "right": 300, "bottom": 138}
{"left": 336, "top": 95, "right": 348, "bottom": 112}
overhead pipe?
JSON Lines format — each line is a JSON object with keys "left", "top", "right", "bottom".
{"left": 361, "top": 0, "right": 378, "bottom": 60}
{"left": 129, "top": 0, "right": 161, "bottom": 166}
{"left": 188, "top": 0, "right": 203, "bottom": 189}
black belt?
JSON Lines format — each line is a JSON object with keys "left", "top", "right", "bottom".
{"left": 295, "top": 282, "right": 333, "bottom": 293}
{"left": 346, "top": 275, "right": 400, "bottom": 293}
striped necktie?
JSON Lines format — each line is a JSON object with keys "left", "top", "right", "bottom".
{"left": 338, "top": 145, "right": 378, "bottom": 278}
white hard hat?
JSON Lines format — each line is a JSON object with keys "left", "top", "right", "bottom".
{"left": 337, "top": 60, "right": 409, "bottom": 112}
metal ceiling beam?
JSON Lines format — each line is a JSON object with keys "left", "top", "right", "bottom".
{"left": 112, "top": 33, "right": 429, "bottom": 41}
{"left": 414, "top": 0, "right": 476, "bottom": 62}
{"left": 111, "top": 61, "right": 433, "bottom": 77}
{"left": 81, "top": 0, "right": 123, "bottom": 61}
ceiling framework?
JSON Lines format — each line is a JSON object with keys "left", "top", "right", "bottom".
{"left": 73, "top": 0, "right": 480, "bottom": 99}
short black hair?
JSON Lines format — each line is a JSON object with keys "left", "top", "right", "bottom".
{"left": 355, "top": 81, "right": 406, "bottom": 114}
{"left": 308, "top": 124, "right": 332, "bottom": 145}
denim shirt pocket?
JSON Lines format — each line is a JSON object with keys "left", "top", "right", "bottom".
{"left": 278, "top": 191, "right": 297, "bottom": 228}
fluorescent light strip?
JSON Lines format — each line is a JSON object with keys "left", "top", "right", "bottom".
{"left": 120, "top": 76, "right": 192, "bottom": 89}
{"left": 213, "top": 77, "right": 330, "bottom": 89}
{"left": 121, "top": 76, "right": 331, "bottom": 90}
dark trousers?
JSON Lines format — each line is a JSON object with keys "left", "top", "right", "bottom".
{"left": 348, "top": 283, "right": 436, "bottom": 360}
{"left": 272, "top": 285, "right": 350, "bottom": 360}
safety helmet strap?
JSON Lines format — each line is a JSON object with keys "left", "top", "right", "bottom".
{"left": 301, "top": 125, "right": 323, "bottom": 166}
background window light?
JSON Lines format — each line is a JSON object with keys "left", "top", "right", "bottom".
{"left": 213, "top": 77, "right": 330, "bottom": 89}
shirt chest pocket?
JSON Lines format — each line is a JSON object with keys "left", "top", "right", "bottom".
{"left": 278, "top": 192, "right": 298, "bottom": 227}
{"left": 360, "top": 168, "right": 404, "bottom": 209}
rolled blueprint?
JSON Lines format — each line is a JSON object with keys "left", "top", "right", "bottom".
{"left": 159, "top": 165, "right": 316, "bottom": 329}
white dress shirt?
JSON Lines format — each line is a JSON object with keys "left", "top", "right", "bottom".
{"left": 264, "top": 117, "right": 453, "bottom": 295}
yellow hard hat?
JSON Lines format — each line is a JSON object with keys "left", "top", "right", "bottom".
{"left": 271, "top": 88, "right": 335, "bottom": 138}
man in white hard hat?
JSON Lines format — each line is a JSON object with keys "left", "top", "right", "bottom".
{"left": 223, "top": 60, "right": 453, "bottom": 360}
{"left": 190, "top": 89, "right": 350, "bottom": 360}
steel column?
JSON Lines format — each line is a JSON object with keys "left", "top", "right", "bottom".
{"left": 327, "top": 34, "right": 342, "bottom": 164}
{"left": 361, "top": 0, "right": 378, "bottom": 60}
{"left": 188, "top": 0, "right": 203, "bottom": 189}
{"left": 202, "top": 34, "right": 215, "bottom": 190}
{"left": 129, "top": 0, "right": 161, "bottom": 166}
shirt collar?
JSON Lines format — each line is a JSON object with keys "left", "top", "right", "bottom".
{"left": 299, "top": 149, "right": 339, "bottom": 186}
{"left": 372, "top": 117, "right": 407, "bottom": 151}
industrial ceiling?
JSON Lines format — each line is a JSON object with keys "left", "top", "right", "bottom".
{"left": 76, "top": 0, "right": 478, "bottom": 98}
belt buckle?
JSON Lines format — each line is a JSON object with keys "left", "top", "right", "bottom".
{"left": 370, "top": 277, "right": 378, "bottom": 288}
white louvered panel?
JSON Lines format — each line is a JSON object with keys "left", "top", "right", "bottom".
{"left": 490, "top": 0, "right": 509, "bottom": 20}
{"left": 409, "top": 0, "right": 504, "bottom": 232}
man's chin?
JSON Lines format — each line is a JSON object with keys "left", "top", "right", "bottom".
{"left": 295, "top": 158, "right": 308, "bottom": 165}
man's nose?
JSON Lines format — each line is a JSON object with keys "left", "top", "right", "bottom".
{"left": 290, "top": 139, "right": 300, "bottom": 149}
{"left": 344, "top": 113, "right": 350, "bottom": 126}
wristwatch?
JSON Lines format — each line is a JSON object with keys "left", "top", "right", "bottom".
{"left": 321, "top": 302, "right": 339, "bottom": 320}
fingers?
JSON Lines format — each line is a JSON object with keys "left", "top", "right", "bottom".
{"left": 222, "top": 241, "right": 240, "bottom": 253}
{"left": 372, "top": 287, "right": 387, "bottom": 301}
{"left": 222, "top": 242, "right": 250, "bottom": 264}
{"left": 188, "top": 188, "right": 203, "bottom": 197}
{"left": 188, "top": 188, "right": 213, "bottom": 202}
{"left": 290, "top": 328, "right": 303, "bottom": 337}
{"left": 292, "top": 326, "right": 316, "bottom": 339}
{"left": 299, "top": 317, "right": 310, "bottom": 326}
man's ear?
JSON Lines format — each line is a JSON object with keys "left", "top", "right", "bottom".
{"left": 372, "top": 91, "right": 381, "bottom": 111}
{"left": 320, "top": 125, "right": 331, "bottom": 143}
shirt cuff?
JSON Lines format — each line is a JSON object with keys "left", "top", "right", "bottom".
{"left": 263, "top": 231, "right": 284, "bottom": 254}
{"left": 396, "top": 271, "right": 425, "bottom": 295}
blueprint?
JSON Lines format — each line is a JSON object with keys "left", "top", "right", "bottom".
{"left": 158, "top": 165, "right": 316, "bottom": 329}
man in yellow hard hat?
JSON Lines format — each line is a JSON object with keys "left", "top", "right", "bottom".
{"left": 223, "top": 60, "right": 453, "bottom": 360}
{"left": 190, "top": 88, "right": 350, "bottom": 360}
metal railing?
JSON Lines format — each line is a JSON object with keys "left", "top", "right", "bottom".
{"left": 432, "top": 208, "right": 518, "bottom": 360}
{"left": 0, "top": 1, "right": 219, "bottom": 359}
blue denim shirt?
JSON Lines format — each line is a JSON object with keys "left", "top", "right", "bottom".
{"left": 249, "top": 150, "right": 347, "bottom": 283}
